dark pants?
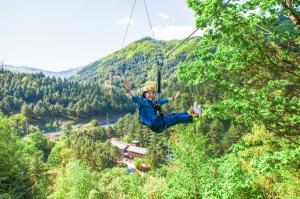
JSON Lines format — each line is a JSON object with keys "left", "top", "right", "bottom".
{"left": 151, "top": 112, "right": 193, "bottom": 133}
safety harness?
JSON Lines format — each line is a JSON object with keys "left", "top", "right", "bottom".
{"left": 138, "top": 98, "right": 166, "bottom": 133}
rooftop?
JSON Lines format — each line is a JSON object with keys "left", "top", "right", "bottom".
{"left": 111, "top": 140, "right": 129, "bottom": 150}
{"left": 127, "top": 146, "right": 147, "bottom": 155}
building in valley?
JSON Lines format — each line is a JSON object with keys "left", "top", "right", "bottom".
{"left": 110, "top": 139, "right": 147, "bottom": 159}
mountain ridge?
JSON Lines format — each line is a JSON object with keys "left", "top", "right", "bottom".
{"left": 73, "top": 36, "right": 200, "bottom": 88}
{"left": 3, "top": 64, "right": 82, "bottom": 78}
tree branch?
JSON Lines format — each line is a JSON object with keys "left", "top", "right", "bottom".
{"left": 282, "top": 0, "right": 300, "bottom": 30}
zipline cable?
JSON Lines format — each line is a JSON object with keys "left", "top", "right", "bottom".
{"left": 121, "top": 0, "right": 231, "bottom": 96}
{"left": 142, "top": 0, "right": 161, "bottom": 95}
{"left": 165, "top": 0, "right": 231, "bottom": 59}
{"left": 122, "top": 0, "right": 137, "bottom": 48}
{"left": 143, "top": 0, "right": 155, "bottom": 39}
{"left": 157, "top": 0, "right": 231, "bottom": 96}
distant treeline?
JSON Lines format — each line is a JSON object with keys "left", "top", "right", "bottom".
{"left": 0, "top": 71, "right": 134, "bottom": 120}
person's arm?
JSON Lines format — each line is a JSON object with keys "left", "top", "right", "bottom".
{"left": 158, "top": 98, "right": 169, "bottom": 105}
{"left": 123, "top": 80, "right": 136, "bottom": 96}
{"left": 123, "top": 80, "right": 147, "bottom": 106}
{"left": 158, "top": 92, "right": 180, "bottom": 105}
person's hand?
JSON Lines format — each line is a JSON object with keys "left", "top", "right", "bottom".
{"left": 174, "top": 91, "right": 180, "bottom": 100}
{"left": 170, "top": 92, "right": 180, "bottom": 101}
{"left": 123, "top": 80, "right": 131, "bottom": 91}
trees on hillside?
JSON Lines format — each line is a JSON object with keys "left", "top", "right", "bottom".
{"left": 0, "top": 71, "right": 135, "bottom": 120}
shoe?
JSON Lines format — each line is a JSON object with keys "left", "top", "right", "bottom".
{"left": 191, "top": 113, "right": 199, "bottom": 118}
{"left": 189, "top": 101, "right": 199, "bottom": 118}
{"left": 197, "top": 104, "right": 202, "bottom": 117}
{"left": 193, "top": 101, "right": 198, "bottom": 112}
{"left": 192, "top": 102, "right": 202, "bottom": 117}
{"left": 188, "top": 106, "right": 195, "bottom": 115}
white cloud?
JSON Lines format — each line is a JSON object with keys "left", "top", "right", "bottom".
{"left": 117, "top": 17, "right": 134, "bottom": 25}
{"left": 159, "top": 12, "right": 169, "bottom": 20}
{"left": 153, "top": 25, "right": 203, "bottom": 40}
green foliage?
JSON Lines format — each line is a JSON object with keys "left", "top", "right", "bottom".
{"left": 0, "top": 113, "right": 49, "bottom": 198}
{"left": 47, "top": 139, "right": 66, "bottom": 166}
{"left": 66, "top": 124, "right": 119, "bottom": 171}
{"left": 160, "top": 167, "right": 199, "bottom": 198}
{"left": 155, "top": 124, "right": 299, "bottom": 198}
{"left": 0, "top": 113, "right": 30, "bottom": 198}
{"left": 233, "top": 125, "right": 300, "bottom": 198}
{"left": 178, "top": 0, "right": 300, "bottom": 137}
{"left": 97, "top": 167, "right": 145, "bottom": 199}
{"left": 197, "top": 156, "right": 262, "bottom": 199}
{"left": 8, "top": 113, "right": 27, "bottom": 136}
{"left": 49, "top": 160, "right": 98, "bottom": 199}
{"left": 133, "top": 157, "right": 151, "bottom": 171}
{"left": 25, "top": 130, "right": 51, "bottom": 161}
{"left": 142, "top": 176, "right": 166, "bottom": 199}
{"left": 30, "top": 174, "right": 51, "bottom": 199}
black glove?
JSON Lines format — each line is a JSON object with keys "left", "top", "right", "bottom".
{"left": 153, "top": 104, "right": 161, "bottom": 112}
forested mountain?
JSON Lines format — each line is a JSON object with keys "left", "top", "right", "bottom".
{"left": 73, "top": 37, "right": 200, "bottom": 89}
{"left": 0, "top": 71, "right": 134, "bottom": 121}
{"left": 3, "top": 64, "right": 82, "bottom": 78}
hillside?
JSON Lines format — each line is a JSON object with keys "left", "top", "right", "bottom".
{"left": 0, "top": 71, "right": 134, "bottom": 125}
{"left": 72, "top": 37, "right": 200, "bottom": 89}
{"left": 3, "top": 64, "right": 82, "bottom": 78}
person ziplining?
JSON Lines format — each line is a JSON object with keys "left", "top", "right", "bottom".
{"left": 120, "top": 0, "right": 232, "bottom": 133}
{"left": 123, "top": 80, "right": 202, "bottom": 133}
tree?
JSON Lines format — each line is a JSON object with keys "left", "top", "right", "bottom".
{"left": 26, "top": 131, "right": 51, "bottom": 161}
{"left": 9, "top": 113, "right": 27, "bottom": 136}
{"left": 178, "top": 0, "right": 300, "bottom": 137}
{"left": 0, "top": 113, "right": 47, "bottom": 198}
{"left": 21, "top": 103, "right": 33, "bottom": 119}
{"left": 0, "top": 96, "right": 12, "bottom": 114}
{"left": 49, "top": 160, "right": 98, "bottom": 199}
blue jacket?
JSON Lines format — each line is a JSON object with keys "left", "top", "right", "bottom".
{"left": 132, "top": 96, "right": 169, "bottom": 127}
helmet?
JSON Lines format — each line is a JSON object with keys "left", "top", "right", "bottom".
{"left": 142, "top": 81, "right": 156, "bottom": 92}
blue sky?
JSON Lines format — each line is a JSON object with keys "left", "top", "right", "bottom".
{"left": 0, "top": 0, "right": 199, "bottom": 72}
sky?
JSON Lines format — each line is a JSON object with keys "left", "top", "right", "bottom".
{"left": 0, "top": 0, "right": 199, "bottom": 72}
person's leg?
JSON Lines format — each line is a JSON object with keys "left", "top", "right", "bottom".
{"left": 168, "top": 112, "right": 190, "bottom": 116}
{"left": 151, "top": 115, "right": 166, "bottom": 133}
{"left": 164, "top": 112, "right": 193, "bottom": 128}
{"left": 177, "top": 112, "right": 189, "bottom": 115}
